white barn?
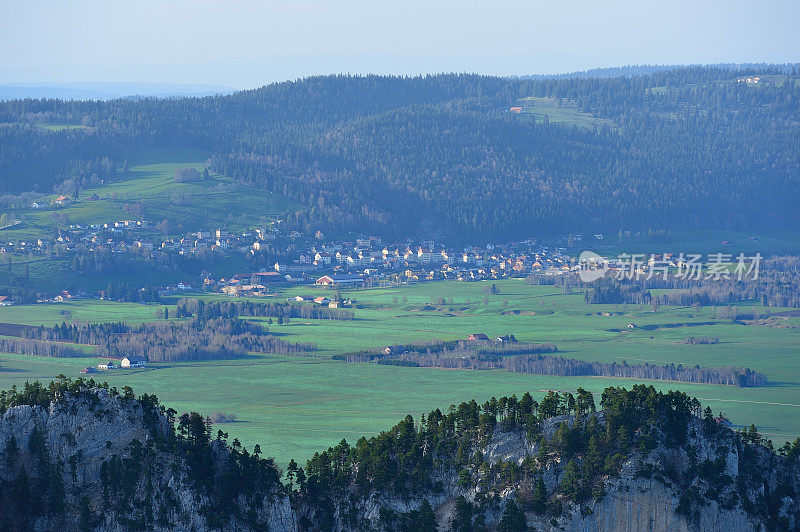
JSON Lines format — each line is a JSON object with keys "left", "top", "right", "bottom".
{"left": 120, "top": 356, "right": 147, "bottom": 368}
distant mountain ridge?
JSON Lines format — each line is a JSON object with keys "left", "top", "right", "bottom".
{"left": 0, "top": 66, "right": 798, "bottom": 241}
{"left": 519, "top": 62, "right": 800, "bottom": 79}
{"left": 0, "top": 81, "right": 234, "bottom": 101}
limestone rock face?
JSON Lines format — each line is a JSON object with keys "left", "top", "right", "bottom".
{"left": 0, "top": 390, "right": 163, "bottom": 482}
{"left": 0, "top": 388, "right": 293, "bottom": 532}
{"left": 2, "top": 388, "right": 798, "bottom": 531}
{"left": 557, "top": 468, "right": 757, "bottom": 532}
{"left": 298, "top": 415, "right": 799, "bottom": 531}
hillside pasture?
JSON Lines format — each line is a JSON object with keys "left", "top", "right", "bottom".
{"left": 516, "top": 96, "right": 615, "bottom": 129}
{"left": 1, "top": 146, "right": 299, "bottom": 241}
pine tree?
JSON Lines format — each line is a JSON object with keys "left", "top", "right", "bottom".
{"left": 497, "top": 499, "right": 527, "bottom": 531}
{"left": 531, "top": 475, "right": 547, "bottom": 514}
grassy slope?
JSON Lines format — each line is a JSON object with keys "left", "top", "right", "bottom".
{"left": 517, "top": 96, "right": 614, "bottom": 129}
{"left": 0, "top": 146, "right": 298, "bottom": 241}
{"left": 36, "top": 123, "right": 90, "bottom": 131}
{"left": 1, "top": 279, "right": 798, "bottom": 465}
{"left": 0, "top": 147, "right": 299, "bottom": 291}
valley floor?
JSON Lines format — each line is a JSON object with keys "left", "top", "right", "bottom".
{"left": 1, "top": 279, "right": 799, "bottom": 465}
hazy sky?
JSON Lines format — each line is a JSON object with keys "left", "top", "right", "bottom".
{"left": 3, "top": 0, "right": 799, "bottom": 89}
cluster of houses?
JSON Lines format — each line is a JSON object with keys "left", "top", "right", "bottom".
{"left": 290, "top": 294, "right": 354, "bottom": 308}
{"left": 467, "top": 333, "right": 517, "bottom": 343}
{"left": 3, "top": 208, "right": 635, "bottom": 304}
{"left": 2, "top": 222, "right": 581, "bottom": 303}
{"left": 381, "top": 334, "right": 517, "bottom": 355}
{"left": 203, "top": 238, "right": 575, "bottom": 298}
{"left": 81, "top": 355, "right": 147, "bottom": 374}
{"left": 271, "top": 238, "right": 576, "bottom": 284}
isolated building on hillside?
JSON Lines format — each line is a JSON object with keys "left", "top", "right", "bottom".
{"left": 467, "top": 333, "right": 490, "bottom": 341}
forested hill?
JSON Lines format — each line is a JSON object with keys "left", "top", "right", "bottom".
{"left": 1, "top": 65, "right": 798, "bottom": 242}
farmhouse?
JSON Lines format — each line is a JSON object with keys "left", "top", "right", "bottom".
{"left": 54, "top": 196, "right": 70, "bottom": 206}
{"left": 467, "top": 333, "right": 490, "bottom": 341}
{"left": 121, "top": 356, "right": 147, "bottom": 368}
{"left": 97, "top": 361, "right": 117, "bottom": 370}
{"left": 315, "top": 274, "right": 365, "bottom": 287}
{"left": 0, "top": 296, "right": 12, "bottom": 306}
{"left": 53, "top": 291, "right": 73, "bottom": 302}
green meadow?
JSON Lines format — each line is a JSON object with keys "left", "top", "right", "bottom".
{"left": 1, "top": 279, "right": 798, "bottom": 465}
{"left": 0, "top": 146, "right": 299, "bottom": 242}
{"left": 517, "top": 96, "right": 615, "bottom": 129}
{"left": 36, "top": 122, "right": 91, "bottom": 132}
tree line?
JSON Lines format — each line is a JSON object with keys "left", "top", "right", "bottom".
{"left": 18, "top": 318, "right": 316, "bottom": 362}
{"left": 335, "top": 340, "right": 766, "bottom": 387}
{"left": 582, "top": 256, "right": 800, "bottom": 309}
{"left": 176, "top": 297, "right": 354, "bottom": 321}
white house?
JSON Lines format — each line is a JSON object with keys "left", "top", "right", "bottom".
{"left": 120, "top": 356, "right": 147, "bottom": 368}
{"left": 315, "top": 252, "right": 332, "bottom": 265}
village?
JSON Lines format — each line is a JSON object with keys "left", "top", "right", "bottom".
{"left": 0, "top": 210, "right": 596, "bottom": 302}
{"left": 0, "top": 210, "right": 762, "bottom": 306}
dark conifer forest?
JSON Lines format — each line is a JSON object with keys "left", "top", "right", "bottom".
{"left": 1, "top": 65, "right": 798, "bottom": 241}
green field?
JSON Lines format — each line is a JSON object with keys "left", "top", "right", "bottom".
{"left": 1, "top": 279, "right": 798, "bottom": 466}
{"left": 36, "top": 122, "right": 91, "bottom": 132}
{"left": 517, "top": 96, "right": 615, "bottom": 129}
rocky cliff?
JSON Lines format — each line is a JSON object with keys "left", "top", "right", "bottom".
{"left": 293, "top": 416, "right": 798, "bottom": 531}
{"left": 2, "top": 379, "right": 798, "bottom": 531}
{"left": 0, "top": 380, "right": 293, "bottom": 530}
